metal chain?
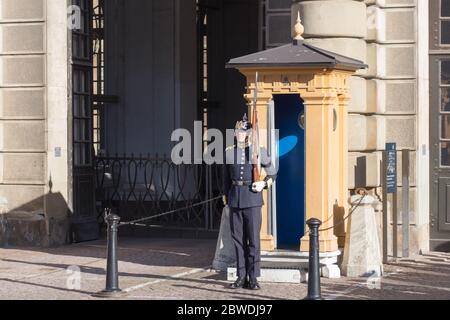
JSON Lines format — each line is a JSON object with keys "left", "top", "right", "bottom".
{"left": 116, "top": 196, "right": 223, "bottom": 228}
{"left": 112, "top": 192, "right": 368, "bottom": 232}
{"left": 304, "top": 193, "right": 368, "bottom": 235}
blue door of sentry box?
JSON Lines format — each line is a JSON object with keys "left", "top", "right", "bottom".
{"left": 274, "top": 94, "right": 305, "bottom": 248}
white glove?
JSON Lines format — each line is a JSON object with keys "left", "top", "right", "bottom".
{"left": 251, "top": 181, "right": 266, "bottom": 193}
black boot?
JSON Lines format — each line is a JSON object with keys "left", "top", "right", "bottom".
{"left": 248, "top": 278, "right": 261, "bottom": 290}
{"left": 229, "top": 277, "right": 249, "bottom": 289}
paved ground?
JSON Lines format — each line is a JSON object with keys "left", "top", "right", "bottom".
{"left": 0, "top": 238, "right": 449, "bottom": 300}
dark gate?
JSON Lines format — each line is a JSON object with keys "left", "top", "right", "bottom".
{"left": 429, "top": 0, "right": 450, "bottom": 251}
{"left": 70, "top": 0, "right": 99, "bottom": 242}
{"left": 94, "top": 155, "right": 224, "bottom": 232}
{"left": 430, "top": 56, "right": 450, "bottom": 251}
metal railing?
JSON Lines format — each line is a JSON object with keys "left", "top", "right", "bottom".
{"left": 94, "top": 154, "right": 224, "bottom": 231}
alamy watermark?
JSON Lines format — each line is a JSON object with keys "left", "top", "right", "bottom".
{"left": 66, "top": 265, "right": 81, "bottom": 290}
{"left": 366, "top": 273, "right": 382, "bottom": 290}
{"left": 171, "top": 121, "right": 280, "bottom": 167}
{"left": 67, "top": 5, "right": 81, "bottom": 31}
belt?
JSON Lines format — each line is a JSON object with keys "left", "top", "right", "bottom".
{"left": 232, "top": 180, "right": 252, "bottom": 186}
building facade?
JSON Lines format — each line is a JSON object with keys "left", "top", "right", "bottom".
{"left": 0, "top": 0, "right": 448, "bottom": 254}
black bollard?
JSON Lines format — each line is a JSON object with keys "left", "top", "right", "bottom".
{"left": 306, "top": 218, "right": 322, "bottom": 300}
{"left": 93, "top": 212, "right": 126, "bottom": 298}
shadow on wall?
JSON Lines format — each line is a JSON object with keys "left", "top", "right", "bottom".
{"left": 0, "top": 189, "right": 71, "bottom": 248}
{"left": 333, "top": 203, "right": 346, "bottom": 248}
{"left": 354, "top": 156, "right": 367, "bottom": 188}
{"left": 332, "top": 156, "right": 368, "bottom": 248}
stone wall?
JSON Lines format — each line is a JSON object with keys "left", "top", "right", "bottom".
{"left": 292, "top": 0, "right": 427, "bottom": 253}
{"left": 0, "top": 0, "right": 70, "bottom": 247}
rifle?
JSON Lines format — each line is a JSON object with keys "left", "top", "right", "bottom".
{"left": 252, "top": 72, "right": 262, "bottom": 182}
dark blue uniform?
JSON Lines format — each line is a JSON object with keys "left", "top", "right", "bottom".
{"left": 223, "top": 144, "right": 277, "bottom": 279}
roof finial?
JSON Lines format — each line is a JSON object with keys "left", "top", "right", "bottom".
{"left": 292, "top": 11, "right": 304, "bottom": 41}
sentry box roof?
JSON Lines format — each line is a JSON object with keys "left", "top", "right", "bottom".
{"left": 226, "top": 40, "right": 367, "bottom": 72}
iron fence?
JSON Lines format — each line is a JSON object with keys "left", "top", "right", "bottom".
{"left": 94, "top": 154, "right": 224, "bottom": 231}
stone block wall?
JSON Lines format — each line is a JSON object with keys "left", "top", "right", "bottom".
{"left": 292, "top": 0, "right": 425, "bottom": 253}
{"left": 0, "top": 0, "right": 70, "bottom": 247}
{"left": 0, "top": 0, "right": 47, "bottom": 246}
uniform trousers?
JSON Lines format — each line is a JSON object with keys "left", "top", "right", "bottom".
{"left": 230, "top": 206, "right": 262, "bottom": 279}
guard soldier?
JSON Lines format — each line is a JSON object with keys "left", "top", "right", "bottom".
{"left": 223, "top": 114, "right": 277, "bottom": 290}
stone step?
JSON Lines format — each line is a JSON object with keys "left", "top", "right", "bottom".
{"left": 261, "top": 250, "right": 341, "bottom": 266}
{"left": 227, "top": 256, "right": 342, "bottom": 283}
{"left": 221, "top": 249, "right": 343, "bottom": 282}
{"left": 227, "top": 266, "right": 307, "bottom": 284}
{"left": 261, "top": 256, "right": 310, "bottom": 265}
{"left": 258, "top": 261, "right": 308, "bottom": 269}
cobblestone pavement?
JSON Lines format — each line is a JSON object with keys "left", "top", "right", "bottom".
{"left": 323, "top": 252, "right": 450, "bottom": 300}
{"left": 0, "top": 238, "right": 449, "bottom": 300}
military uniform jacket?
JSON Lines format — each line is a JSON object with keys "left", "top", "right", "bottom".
{"left": 223, "top": 144, "right": 277, "bottom": 209}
